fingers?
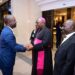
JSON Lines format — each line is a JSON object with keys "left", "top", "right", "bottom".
{"left": 25, "top": 44, "right": 33, "bottom": 51}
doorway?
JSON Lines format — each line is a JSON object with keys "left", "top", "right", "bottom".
{"left": 53, "top": 8, "right": 67, "bottom": 48}
{"left": 42, "top": 7, "right": 75, "bottom": 48}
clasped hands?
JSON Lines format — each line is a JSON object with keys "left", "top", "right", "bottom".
{"left": 25, "top": 44, "right": 34, "bottom": 51}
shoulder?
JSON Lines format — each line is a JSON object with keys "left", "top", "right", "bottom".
{"left": 70, "top": 34, "right": 75, "bottom": 44}
{"left": 1, "top": 26, "right": 13, "bottom": 36}
{"left": 44, "top": 27, "right": 51, "bottom": 34}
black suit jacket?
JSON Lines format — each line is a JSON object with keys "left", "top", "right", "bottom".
{"left": 54, "top": 34, "right": 75, "bottom": 75}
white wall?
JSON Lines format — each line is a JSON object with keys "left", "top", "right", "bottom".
{"left": 11, "top": 0, "right": 41, "bottom": 45}
{"left": 38, "top": 0, "right": 75, "bottom": 11}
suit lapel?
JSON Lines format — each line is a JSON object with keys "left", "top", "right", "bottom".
{"left": 59, "top": 34, "right": 75, "bottom": 48}
{"left": 56, "top": 34, "right": 75, "bottom": 55}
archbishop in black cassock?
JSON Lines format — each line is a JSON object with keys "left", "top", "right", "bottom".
{"left": 32, "top": 26, "right": 53, "bottom": 75}
{"left": 28, "top": 17, "right": 53, "bottom": 75}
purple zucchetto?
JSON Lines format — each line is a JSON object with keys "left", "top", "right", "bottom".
{"left": 37, "top": 17, "right": 46, "bottom": 23}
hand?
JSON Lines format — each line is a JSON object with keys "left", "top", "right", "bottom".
{"left": 23, "top": 45, "right": 28, "bottom": 51}
{"left": 25, "top": 45, "right": 30, "bottom": 50}
{"left": 26, "top": 44, "right": 33, "bottom": 51}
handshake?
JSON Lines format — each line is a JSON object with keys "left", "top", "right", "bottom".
{"left": 25, "top": 44, "right": 34, "bottom": 51}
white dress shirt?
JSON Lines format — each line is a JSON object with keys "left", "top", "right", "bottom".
{"left": 7, "top": 26, "right": 14, "bottom": 35}
{"left": 61, "top": 32, "right": 75, "bottom": 44}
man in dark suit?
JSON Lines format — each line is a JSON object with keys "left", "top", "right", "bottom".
{"left": 53, "top": 19, "right": 75, "bottom": 75}
{"left": 0, "top": 15, "right": 26, "bottom": 75}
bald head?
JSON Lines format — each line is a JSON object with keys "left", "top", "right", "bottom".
{"left": 4, "top": 15, "right": 16, "bottom": 28}
{"left": 63, "top": 19, "right": 75, "bottom": 34}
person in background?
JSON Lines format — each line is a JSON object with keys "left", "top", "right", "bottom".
{"left": 27, "top": 17, "right": 53, "bottom": 75}
{"left": 53, "top": 19, "right": 75, "bottom": 75}
{"left": 30, "top": 22, "right": 39, "bottom": 45}
{"left": 0, "top": 15, "right": 27, "bottom": 75}
{"left": 56, "top": 21, "right": 62, "bottom": 48}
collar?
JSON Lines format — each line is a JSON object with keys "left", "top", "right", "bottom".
{"left": 66, "top": 32, "right": 75, "bottom": 38}
{"left": 61, "top": 32, "right": 75, "bottom": 44}
{"left": 7, "top": 26, "right": 14, "bottom": 35}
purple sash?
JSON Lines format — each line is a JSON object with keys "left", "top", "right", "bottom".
{"left": 34, "top": 38, "right": 44, "bottom": 75}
